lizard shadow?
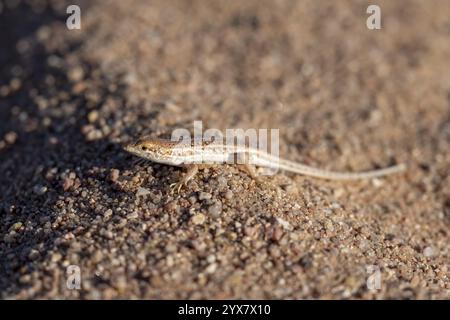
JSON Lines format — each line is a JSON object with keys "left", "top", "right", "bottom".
{"left": 0, "top": 1, "right": 159, "bottom": 297}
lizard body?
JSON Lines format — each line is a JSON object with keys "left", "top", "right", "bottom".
{"left": 124, "top": 137, "right": 406, "bottom": 192}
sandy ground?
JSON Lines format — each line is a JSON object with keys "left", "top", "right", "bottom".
{"left": 0, "top": 0, "right": 449, "bottom": 299}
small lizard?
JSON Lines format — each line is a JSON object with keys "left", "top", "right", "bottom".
{"left": 124, "top": 137, "right": 406, "bottom": 192}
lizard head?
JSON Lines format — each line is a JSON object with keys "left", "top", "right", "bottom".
{"left": 124, "top": 137, "right": 183, "bottom": 165}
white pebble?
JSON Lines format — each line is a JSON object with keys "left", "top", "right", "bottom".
{"left": 423, "top": 246, "right": 435, "bottom": 258}
{"left": 276, "top": 217, "right": 291, "bottom": 230}
{"left": 136, "top": 187, "right": 151, "bottom": 197}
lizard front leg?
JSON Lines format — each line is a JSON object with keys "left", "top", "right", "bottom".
{"left": 235, "top": 152, "right": 279, "bottom": 190}
{"left": 170, "top": 164, "right": 199, "bottom": 194}
{"left": 170, "top": 164, "right": 214, "bottom": 193}
{"left": 237, "top": 163, "right": 259, "bottom": 180}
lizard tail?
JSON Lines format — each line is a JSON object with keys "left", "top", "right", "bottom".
{"left": 276, "top": 160, "right": 407, "bottom": 180}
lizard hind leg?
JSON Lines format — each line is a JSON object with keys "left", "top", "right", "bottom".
{"left": 237, "top": 163, "right": 259, "bottom": 180}
{"left": 235, "top": 151, "right": 265, "bottom": 184}
{"left": 235, "top": 153, "right": 279, "bottom": 190}
{"left": 237, "top": 163, "right": 274, "bottom": 189}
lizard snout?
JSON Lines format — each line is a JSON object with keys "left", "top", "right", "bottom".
{"left": 123, "top": 142, "right": 136, "bottom": 153}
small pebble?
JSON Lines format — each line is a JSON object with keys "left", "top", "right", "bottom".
{"left": 244, "top": 225, "right": 259, "bottom": 238}
{"left": 87, "top": 110, "right": 99, "bottom": 123}
{"left": 86, "top": 129, "right": 103, "bottom": 141}
{"left": 4, "top": 131, "right": 18, "bottom": 144}
{"left": 205, "top": 263, "right": 217, "bottom": 273}
{"left": 199, "top": 192, "right": 212, "bottom": 201}
{"left": 192, "top": 213, "right": 206, "bottom": 225}
{"left": 208, "top": 202, "right": 222, "bottom": 217}
{"left": 276, "top": 217, "right": 291, "bottom": 230}
{"left": 224, "top": 190, "right": 233, "bottom": 200}
{"left": 371, "top": 178, "right": 384, "bottom": 187}
{"left": 136, "top": 187, "right": 151, "bottom": 197}
{"left": 109, "top": 169, "right": 120, "bottom": 182}
{"left": 206, "top": 254, "right": 216, "bottom": 263}
{"left": 28, "top": 249, "right": 40, "bottom": 260}
{"left": 11, "top": 222, "right": 23, "bottom": 231}
{"left": 62, "top": 177, "right": 74, "bottom": 191}
{"left": 33, "top": 185, "right": 47, "bottom": 195}
{"left": 10, "top": 78, "right": 21, "bottom": 90}
{"left": 164, "top": 200, "right": 179, "bottom": 212}
{"left": 104, "top": 209, "right": 113, "bottom": 218}
{"left": 51, "top": 253, "right": 62, "bottom": 262}
{"left": 127, "top": 212, "right": 138, "bottom": 219}
{"left": 68, "top": 66, "right": 84, "bottom": 82}
{"left": 273, "top": 227, "right": 284, "bottom": 242}
{"left": 92, "top": 250, "right": 103, "bottom": 263}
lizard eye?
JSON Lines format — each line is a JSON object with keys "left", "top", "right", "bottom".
{"left": 141, "top": 146, "right": 148, "bottom": 151}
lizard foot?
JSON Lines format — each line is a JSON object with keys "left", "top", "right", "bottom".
{"left": 169, "top": 181, "right": 184, "bottom": 194}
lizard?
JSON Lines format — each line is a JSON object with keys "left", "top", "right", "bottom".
{"left": 124, "top": 137, "right": 406, "bottom": 193}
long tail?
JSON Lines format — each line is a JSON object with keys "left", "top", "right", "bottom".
{"left": 277, "top": 160, "right": 406, "bottom": 180}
